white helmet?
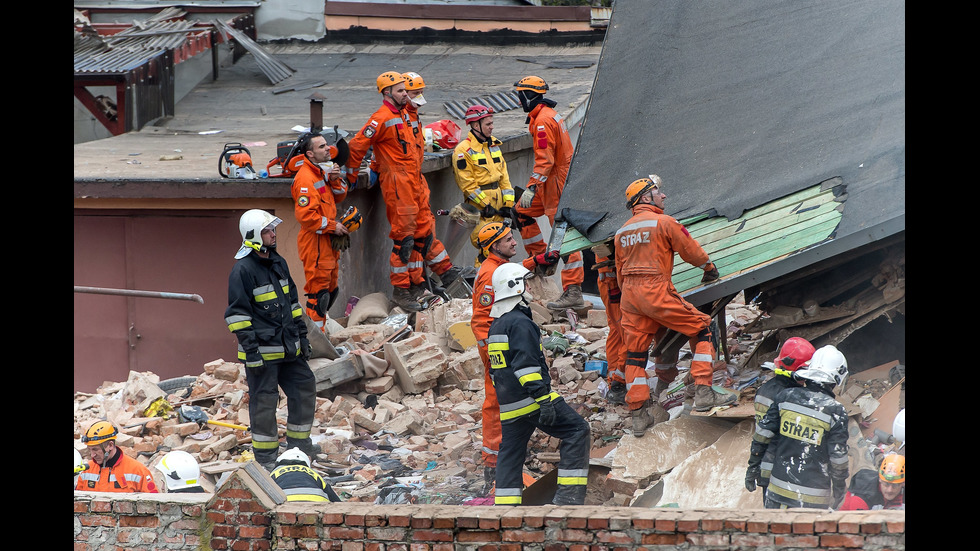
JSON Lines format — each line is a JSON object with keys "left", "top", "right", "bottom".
{"left": 74, "top": 448, "right": 86, "bottom": 488}
{"left": 490, "top": 263, "right": 534, "bottom": 318}
{"left": 795, "top": 345, "right": 848, "bottom": 390}
{"left": 892, "top": 408, "right": 905, "bottom": 444}
{"left": 276, "top": 447, "right": 311, "bottom": 467}
{"left": 155, "top": 450, "right": 202, "bottom": 491}
{"left": 235, "top": 209, "right": 282, "bottom": 259}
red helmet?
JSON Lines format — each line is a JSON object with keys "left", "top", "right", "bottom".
{"left": 774, "top": 337, "right": 816, "bottom": 371}
{"left": 464, "top": 104, "right": 494, "bottom": 124}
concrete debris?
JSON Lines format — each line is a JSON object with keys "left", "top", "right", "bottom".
{"left": 73, "top": 290, "right": 903, "bottom": 507}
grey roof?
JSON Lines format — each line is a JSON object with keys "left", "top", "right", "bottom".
{"left": 559, "top": 0, "right": 905, "bottom": 262}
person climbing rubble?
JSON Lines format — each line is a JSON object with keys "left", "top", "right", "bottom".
{"left": 487, "top": 262, "right": 590, "bottom": 506}
{"left": 614, "top": 175, "right": 730, "bottom": 437}
{"left": 590, "top": 240, "right": 627, "bottom": 405}
{"left": 746, "top": 345, "right": 850, "bottom": 509}
{"left": 745, "top": 336, "right": 815, "bottom": 502}
{"left": 470, "top": 221, "right": 559, "bottom": 494}
{"left": 838, "top": 453, "right": 905, "bottom": 510}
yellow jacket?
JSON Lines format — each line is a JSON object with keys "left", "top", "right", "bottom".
{"left": 453, "top": 132, "right": 514, "bottom": 210}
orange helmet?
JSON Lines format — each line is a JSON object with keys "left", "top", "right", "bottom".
{"left": 514, "top": 75, "right": 549, "bottom": 94}
{"left": 82, "top": 421, "right": 118, "bottom": 446}
{"left": 464, "top": 104, "right": 494, "bottom": 124}
{"left": 376, "top": 71, "right": 407, "bottom": 93}
{"left": 340, "top": 205, "right": 362, "bottom": 233}
{"left": 625, "top": 175, "right": 662, "bottom": 209}
{"left": 476, "top": 221, "right": 511, "bottom": 255}
{"left": 403, "top": 72, "right": 425, "bottom": 91}
{"left": 878, "top": 454, "right": 905, "bottom": 484}
{"left": 774, "top": 337, "right": 816, "bottom": 372}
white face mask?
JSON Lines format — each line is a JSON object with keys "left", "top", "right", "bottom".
{"left": 410, "top": 93, "right": 427, "bottom": 107}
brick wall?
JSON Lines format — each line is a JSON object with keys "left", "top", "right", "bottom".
{"left": 75, "top": 465, "right": 905, "bottom": 551}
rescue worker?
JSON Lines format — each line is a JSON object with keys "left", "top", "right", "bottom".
{"left": 452, "top": 104, "right": 516, "bottom": 265}
{"left": 471, "top": 221, "right": 559, "bottom": 494}
{"left": 270, "top": 448, "right": 342, "bottom": 502}
{"left": 839, "top": 454, "right": 905, "bottom": 510}
{"left": 590, "top": 240, "right": 627, "bottom": 405}
{"left": 155, "top": 450, "right": 206, "bottom": 493}
{"left": 487, "top": 263, "right": 590, "bottom": 506}
{"left": 744, "top": 337, "right": 816, "bottom": 502}
{"left": 76, "top": 421, "right": 158, "bottom": 493}
{"left": 344, "top": 71, "right": 463, "bottom": 311}
{"left": 747, "top": 345, "right": 850, "bottom": 510}
{"left": 291, "top": 131, "right": 350, "bottom": 332}
{"left": 225, "top": 209, "right": 318, "bottom": 470}
{"left": 614, "top": 175, "right": 731, "bottom": 436}
{"left": 512, "top": 75, "right": 585, "bottom": 310}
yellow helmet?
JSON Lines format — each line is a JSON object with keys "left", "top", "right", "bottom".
{"left": 476, "top": 221, "right": 511, "bottom": 255}
{"left": 878, "top": 454, "right": 905, "bottom": 484}
{"left": 514, "top": 75, "right": 549, "bottom": 94}
{"left": 625, "top": 175, "right": 662, "bottom": 209}
{"left": 403, "top": 72, "right": 426, "bottom": 91}
{"left": 376, "top": 71, "right": 407, "bottom": 94}
{"left": 82, "top": 421, "right": 118, "bottom": 446}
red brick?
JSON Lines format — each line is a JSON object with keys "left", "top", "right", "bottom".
{"left": 457, "top": 530, "right": 501, "bottom": 542}
{"left": 74, "top": 501, "right": 89, "bottom": 513}
{"left": 479, "top": 517, "right": 501, "bottom": 530}
{"left": 631, "top": 518, "right": 655, "bottom": 530}
{"left": 240, "top": 500, "right": 269, "bottom": 512}
{"left": 281, "top": 525, "right": 315, "bottom": 538}
{"left": 119, "top": 516, "right": 159, "bottom": 528}
{"left": 365, "top": 513, "right": 386, "bottom": 527}
{"left": 411, "top": 516, "right": 433, "bottom": 529}
{"left": 677, "top": 519, "right": 699, "bottom": 532}
{"left": 746, "top": 520, "right": 769, "bottom": 533}
{"left": 860, "top": 521, "right": 884, "bottom": 534}
{"left": 112, "top": 501, "right": 135, "bottom": 514}
{"left": 211, "top": 538, "right": 229, "bottom": 550}
{"left": 596, "top": 531, "right": 634, "bottom": 544}
{"left": 640, "top": 533, "right": 685, "bottom": 545}
{"left": 78, "top": 515, "right": 116, "bottom": 528}
{"left": 213, "top": 525, "right": 236, "bottom": 538}
{"left": 885, "top": 519, "right": 905, "bottom": 533}
{"left": 328, "top": 527, "right": 365, "bottom": 540}
{"left": 586, "top": 517, "right": 609, "bottom": 530}
{"left": 700, "top": 518, "right": 724, "bottom": 531}
{"left": 212, "top": 499, "right": 235, "bottom": 511}
{"left": 814, "top": 519, "right": 837, "bottom": 533}
{"left": 340, "top": 542, "right": 363, "bottom": 551}
{"left": 821, "top": 534, "right": 865, "bottom": 548}
{"left": 323, "top": 512, "right": 345, "bottom": 525}
{"left": 220, "top": 488, "right": 254, "bottom": 499}
{"left": 775, "top": 534, "right": 819, "bottom": 547}
{"left": 386, "top": 545, "right": 407, "bottom": 551}
{"left": 522, "top": 513, "right": 545, "bottom": 528}
{"left": 725, "top": 519, "right": 746, "bottom": 531}
{"left": 412, "top": 529, "right": 453, "bottom": 542}
{"left": 654, "top": 518, "right": 676, "bottom": 531}
{"left": 432, "top": 545, "right": 453, "bottom": 551}
{"left": 792, "top": 519, "right": 816, "bottom": 534}
{"left": 769, "top": 519, "right": 793, "bottom": 534}
{"left": 207, "top": 512, "right": 227, "bottom": 523}
{"left": 91, "top": 500, "right": 112, "bottom": 513}
{"left": 837, "top": 519, "right": 860, "bottom": 533}
{"left": 346, "top": 514, "right": 366, "bottom": 526}
{"left": 558, "top": 529, "right": 591, "bottom": 543}
{"left": 278, "top": 512, "right": 298, "bottom": 524}
{"left": 502, "top": 529, "right": 545, "bottom": 543}
{"left": 410, "top": 545, "right": 429, "bottom": 551}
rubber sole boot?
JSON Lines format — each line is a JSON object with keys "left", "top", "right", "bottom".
{"left": 553, "top": 484, "right": 587, "bottom": 505}
{"left": 547, "top": 284, "right": 586, "bottom": 310}
{"left": 392, "top": 286, "right": 423, "bottom": 312}
{"left": 653, "top": 379, "right": 671, "bottom": 401}
{"left": 481, "top": 465, "right": 496, "bottom": 497}
{"left": 438, "top": 265, "right": 464, "bottom": 288}
{"left": 606, "top": 381, "right": 627, "bottom": 405}
{"left": 631, "top": 402, "right": 656, "bottom": 437}
{"left": 693, "top": 384, "right": 737, "bottom": 412}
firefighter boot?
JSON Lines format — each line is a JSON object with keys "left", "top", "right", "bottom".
{"left": 410, "top": 284, "right": 437, "bottom": 305}
{"left": 392, "top": 286, "right": 423, "bottom": 312}
{"left": 631, "top": 400, "right": 668, "bottom": 437}
{"left": 606, "top": 381, "right": 627, "bottom": 405}
{"left": 653, "top": 379, "right": 671, "bottom": 401}
{"left": 552, "top": 484, "right": 587, "bottom": 506}
{"left": 547, "top": 284, "right": 586, "bottom": 310}
{"left": 693, "top": 384, "right": 737, "bottom": 412}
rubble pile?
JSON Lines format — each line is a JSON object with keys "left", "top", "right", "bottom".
{"left": 73, "top": 290, "right": 767, "bottom": 504}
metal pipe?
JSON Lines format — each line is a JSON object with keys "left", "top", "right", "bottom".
{"left": 74, "top": 286, "right": 204, "bottom": 304}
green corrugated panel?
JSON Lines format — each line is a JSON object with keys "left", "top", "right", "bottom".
{"left": 558, "top": 184, "right": 842, "bottom": 293}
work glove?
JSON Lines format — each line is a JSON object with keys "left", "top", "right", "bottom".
{"left": 300, "top": 338, "right": 312, "bottom": 361}
{"left": 331, "top": 234, "right": 351, "bottom": 251}
{"left": 537, "top": 396, "right": 560, "bottom": 426}
{"left": 498, "top": 206, "right": 513, "bottom": 219}
{"left": 345, "top": 168, "right": 359, "bottom": 190}
{"left": 397, "top": 236, "right": 414, "bottom": 264}
{"left": 369, "top": 169, "right": 380, "bottom": 189}
{"left": 480, "top": 205, "right": 499, "bottom": 219}
{"left": 744, "top": 466, "right": 762, "bottom": 492}
{"left": 702, "top": 262, "right": 720, "bottom": 284}
{"left": 518, "top": 185, "right": 536, "bottom": 209}
{"left": 533, "top": 250, "right": 560, "bottom": 267}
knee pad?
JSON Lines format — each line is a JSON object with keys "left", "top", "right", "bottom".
{"left": 514, "top": 212, "right": 537, "bottom": 229}
{"left": 414, "top": 233, "right": 434, "bottom": 258}
{"left": 697, "top": 327, "right": 713, "bottom": 343}
{"left": 393, "top": 236, "right": 414, "bottom": 264}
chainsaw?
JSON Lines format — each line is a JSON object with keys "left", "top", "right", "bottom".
{"left": 219, "top": 143, "right": 259, "bottom": 179}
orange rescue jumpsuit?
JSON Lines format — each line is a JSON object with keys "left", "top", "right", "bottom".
{"left": 404, "top": 102, "right": 454, "bottom": 278}
{"left": 472, "top": 251, "right": 536, "bottom": 467}
{"left": 594, "top": 253, "right": 626, "bottom": 387}
{"left": 292, "top": 157, "right": 348, "bottom": 329}
{"left": 614, "top": 203, "right": 716, "bottom": 410}
{"left": 76, "top": 450, "right": 158, "bottom": 493}
{"left": 513, "top": 104, "right": 584, "bottom": 289}
{"left": 346, "top": 100, "right": 452, "bottom": 289}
